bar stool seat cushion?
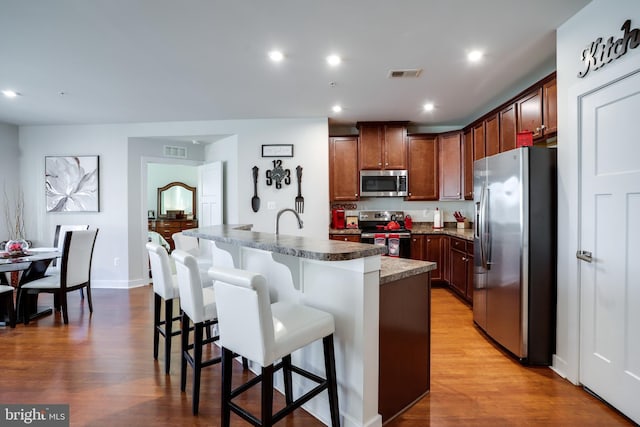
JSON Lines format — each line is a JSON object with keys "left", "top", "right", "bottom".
{"left": 211, "top": 266, "right": 335, "bottom": 366}
{"left": 270, "top": 301, "right": 335, "bottom": 364}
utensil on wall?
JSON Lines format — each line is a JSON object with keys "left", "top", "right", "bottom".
{"left": 251, "top": 166, "right": 260, "bottom": 212}
{"left": 295, "top": 165, "right": 304, "bottom": 213}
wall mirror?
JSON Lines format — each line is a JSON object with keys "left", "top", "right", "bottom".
{"left": 157, "top": 182, "right": 196, "bottom": 219}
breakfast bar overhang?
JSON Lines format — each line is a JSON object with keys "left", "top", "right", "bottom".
{"left": 185, "top": 225, "right": 435, "bottom": 427}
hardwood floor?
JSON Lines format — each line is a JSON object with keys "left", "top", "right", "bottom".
{"left": 387, "top": 287, "right": 634, "bottom": 427}
{"left": 0, "top": 286, "right": 634, "bottom": 426}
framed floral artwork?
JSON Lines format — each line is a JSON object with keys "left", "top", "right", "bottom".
{"left": 45, "top": 155, "right": 100, "bottom": 212}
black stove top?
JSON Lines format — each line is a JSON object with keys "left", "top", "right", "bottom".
{"left": 358, "top": 210, "right": 410, "bottom": 235}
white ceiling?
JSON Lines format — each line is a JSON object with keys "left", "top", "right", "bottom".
{"left": 0, "top": 0, "right": 590, "bottom": 129}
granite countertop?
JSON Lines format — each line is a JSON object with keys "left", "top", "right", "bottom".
{"left": 379, "top": 257, "right": 436, "bottom": 284}
{"left": 184, "top": 225, "right": 386, "bottom": 261}
{"left": 330, "top": 222, "right": 475, "bottom": 241}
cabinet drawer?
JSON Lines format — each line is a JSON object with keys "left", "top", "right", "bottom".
{"left": 450, "top": 237, "right": 466, "bottom": 252}
{"left": 181, "top": 221, "right": 197, "bottom": 228}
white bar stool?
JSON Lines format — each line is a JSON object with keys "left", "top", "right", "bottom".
{"left": 146, "top": 242, "right": 181, "bottom": 375}
{"left": 171, "top": 249, "right": 220, "bottom": 415}
{"left": 210, "top": 266, "right": 340, "bottom": 427}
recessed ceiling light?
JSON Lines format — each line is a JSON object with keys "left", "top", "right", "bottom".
{"left": 2, "top": 89, "right": 20, "bottom": 98}
{"left": 423, "top": 103, "right": 435, "bottom": 112}
{"left": 332, "top": 105, "right": 342, "bottom": 113}
{"left": 467, "top": 50, "right": 483, "bottom": 62}
{"left": 326, "top": 54, "right": 341, "bottom": 66}
{"left": 268, "top": 50, "right": 284, "bottom": 62}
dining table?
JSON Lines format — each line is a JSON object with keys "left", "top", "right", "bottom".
{"left": 0, "top": 248, "right": 61, "bottom": 325}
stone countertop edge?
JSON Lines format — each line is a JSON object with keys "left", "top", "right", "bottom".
{"left": 379, "top": 257, "right": 436, "bottom": 284}
{"left": 330, "top": 222, "right": 475, "bottom": 241}
{"left": 183, "top": 225, "right": 387, "bottom": 261}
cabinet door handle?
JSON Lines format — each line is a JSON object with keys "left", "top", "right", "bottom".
{"left": 540, "top": 124, "right": 546, "bottom": 130}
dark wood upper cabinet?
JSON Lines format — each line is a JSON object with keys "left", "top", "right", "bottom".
{"left": 517, "top": 87, "right": 543, "bottom": 139}
{"left": 517, "top": 76, "right": 557, "bottom": 140}
{"left": 472, "top": 122, "right": 485, "bottom": 161}
{"left": 439, "top": 132, "right": 462, "bottom": 200}
{"left": 484, "top": 113, "right": 499, "bottom": 157}
{"left": 407, "top": 135, "right": 438, "bottom": 201}
{"left": 500, "top": 103, "right": 517, "bottom": 152}
{"left": 463, "top": 128, "right": 473, "bottom": 200}
{"left": 358, "top": 122, "right": 407, "bottom": 170}
{"left": 543, "top": 78, "right": 557, "bottom": 134}
{"left": 329, "top": 136, "right": 359, "bottom": 202}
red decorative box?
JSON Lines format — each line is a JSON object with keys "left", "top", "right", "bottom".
{"left": 516, "top": 131, "right": 534, "bottom": 147}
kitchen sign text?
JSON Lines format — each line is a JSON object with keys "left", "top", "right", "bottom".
{"left": 579, "top": 19, "right": 640, "bottom": 78}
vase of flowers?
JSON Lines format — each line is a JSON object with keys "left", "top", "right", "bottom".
{"left": 3, "top": 186, "right": 27, "bottom": 255}
{"left": 4, "top": 239, "right": 29, "bottom": 256}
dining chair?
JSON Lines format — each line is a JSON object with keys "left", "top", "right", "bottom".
{"left": 49, "top": 225, "right": 90, "bottom": 270}
{"left": 172, "top": 232, "right": 214, "bottom": 286}
{"left": 0, "top": 285, "right": 16, "bottom": 328}
{"left": 49, "top": 225, "right": 91, "bottom": 297}
{"left": 146, "top": 241, "right": 181, "bottom": 375}
{"left": 210, "top": 265, "right": 340, "bottom": 427}
{"left": 18, "top": 229, "right": 99, "bottom": 325}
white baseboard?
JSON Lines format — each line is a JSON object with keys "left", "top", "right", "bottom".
{"left": 91, "top": 278, "right": 150, "bottom": 289}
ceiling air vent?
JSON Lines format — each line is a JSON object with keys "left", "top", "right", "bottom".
{"left": 163, "top": 145, "right": 187, "bottom": 159}
{"left": 388, "top": 69, "right": 422, "bottom": 78}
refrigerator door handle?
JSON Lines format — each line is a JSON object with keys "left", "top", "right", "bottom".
{"left": 484, "top": 187, "right": 491, "bottom": 268}
{"left": 478, "top": 185, "right": 488, "bottom": 270}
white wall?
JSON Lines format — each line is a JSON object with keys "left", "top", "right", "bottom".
{"left": 19, "top": 118, "right": 329, "bottom": 289}
{"left": 555, "top": 0, "right": 640, "bottom": 382}
{"left": 0, "top": 122, "right": 19, "bottom": 241}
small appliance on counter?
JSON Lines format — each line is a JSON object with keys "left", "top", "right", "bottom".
{"left": 358, "top": 210, "right": 411, "bottom": 258}
{"left": 331, "top": 209, "right": 345, "bottom": 229}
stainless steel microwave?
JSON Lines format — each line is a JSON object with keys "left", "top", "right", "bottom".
{"left": 360, "top": 170, "right": 408, "bottom": 197}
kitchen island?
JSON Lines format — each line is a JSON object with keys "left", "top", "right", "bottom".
{"left": 185, "top": 225, "right": 435, "bottom": 427}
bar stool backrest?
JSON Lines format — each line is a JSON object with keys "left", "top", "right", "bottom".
{"left": 171, "top": 249, "right": 207, "bottom": 324}
{"left": 146, "top": 242, "right": 177, "bottom": 300}
{"left": 211, "top": 266, "right": 275, "bottom": 366}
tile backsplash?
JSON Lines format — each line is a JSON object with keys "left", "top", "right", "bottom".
{"left": 341, "top": 198, "right": 474, "bottom": 223}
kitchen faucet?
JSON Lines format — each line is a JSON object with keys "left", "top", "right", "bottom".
{"left": 275, "top": 208, "right": 303, "bottom": 235}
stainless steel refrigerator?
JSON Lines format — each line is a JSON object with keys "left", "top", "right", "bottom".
{"left": 473, "top": 147, "right": 557, "bottom": 365}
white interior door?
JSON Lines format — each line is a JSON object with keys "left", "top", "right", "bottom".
{"left": 579, "top": 69, "right": 640, "bottom": 425}
{"left": 198, "top": 161, "right": 223, "bottom": 227}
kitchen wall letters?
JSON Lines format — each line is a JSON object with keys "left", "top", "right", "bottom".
{"left": 578, "top": 19, "right": 640, "bottom": 78}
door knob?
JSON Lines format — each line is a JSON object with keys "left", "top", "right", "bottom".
{"left": 576, "top": 250, "right": 593, "bottom": 263}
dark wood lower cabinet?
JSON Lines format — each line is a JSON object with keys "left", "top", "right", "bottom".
{"left": 329, "top": 233, "right": 361, "bottom": 242}
{"left": 448, "top": 237, "right": 473, "bottom": 303}
{"left": 379, "top": 272, "right": 431, "bottom": 424}
{"left": 410, "top": 233, "right": 473, "bottom": 302}
{"left": 425, "top": 235, "right": 448, "bottom": 283}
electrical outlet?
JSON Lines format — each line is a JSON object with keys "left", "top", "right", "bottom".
{"left": 113, "top": 257, "right": 119, "bottom": 267}
{"left": 267, "top": 201, "right": 276, "bottom": 210}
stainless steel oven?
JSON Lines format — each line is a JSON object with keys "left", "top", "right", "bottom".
{"left": 358, "top": 210, "right": 411, "bottom": 258}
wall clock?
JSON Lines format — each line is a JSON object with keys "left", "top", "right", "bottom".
{"left": 265, "top": 159, "right": 291, "bottom": 189}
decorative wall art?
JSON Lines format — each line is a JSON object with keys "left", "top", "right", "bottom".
{"left": 45, "top": 155, "right": 100, "bottom": 212}
{"left": 261, "top": 144, "right": 294, "bottom": 157}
